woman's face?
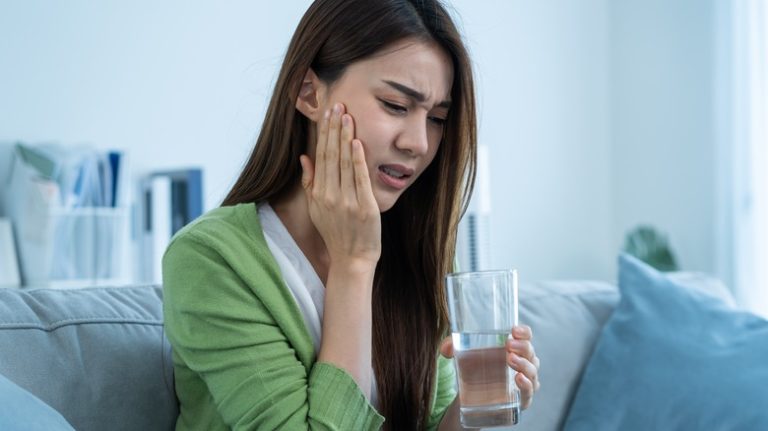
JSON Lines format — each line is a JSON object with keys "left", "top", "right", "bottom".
{"left": 315, "top": 39, "right": 454, "bottom": 212}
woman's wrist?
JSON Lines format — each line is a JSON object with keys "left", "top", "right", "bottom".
{"left": 318, "top": 261, "right": 376, "bottom": 399}
{"left": 327, "top": 258, "right": 377, "bottom": 286}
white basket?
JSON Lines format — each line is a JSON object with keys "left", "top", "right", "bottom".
{"left": 33, "top": 207, "right": 130, "bottom": 288}
{"left": 4, "top": 145, "right": 132, "bottom": 288}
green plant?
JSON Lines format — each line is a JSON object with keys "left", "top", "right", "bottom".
{"left": 623, "top": 225, "right": 679, "bottom": 272}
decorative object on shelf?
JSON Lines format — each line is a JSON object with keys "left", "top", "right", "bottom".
{"left": 622, "top": 225, "right": 679, "bottom": 272}
{"left": 0, "top": 218, "right": 21, "bottom": 288}
{"left": 140, "top": 168, "right": 203, "bottom": 284}
{"left": 1, "top": 142, "right": 129, "bottom": 287}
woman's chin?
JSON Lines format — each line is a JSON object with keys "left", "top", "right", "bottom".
{"left": 374, "top": 192, "right": 400, "bottom": 213}
{"left": 376, "top": 200, "right": 395, "bottom": 213}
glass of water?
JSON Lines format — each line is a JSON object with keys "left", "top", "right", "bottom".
{"left": 446, "top": 270, "right": 520, "bottom": 428}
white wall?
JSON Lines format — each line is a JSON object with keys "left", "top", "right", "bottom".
{"left": 454, "top": 0, "right": 614, "bottom": 281}
{"left": 0, "top": 1, "right": 721, "bottom": 284}
{"left": 0, "top": 0, "right": 312, "bottom": 211}
{"left": 610, "top": 0, "right": 718, "bottom": 276}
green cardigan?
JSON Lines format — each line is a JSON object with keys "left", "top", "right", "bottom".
{"left": 162, "top": 203, "right": 457, "bottom": 430}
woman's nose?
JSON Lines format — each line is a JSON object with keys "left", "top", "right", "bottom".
{"left": 395, "top": 118, "right": 430, "bottom": 156}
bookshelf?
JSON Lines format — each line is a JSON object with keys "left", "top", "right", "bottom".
{"left": 1, "top": 142, "right": 203, "bottom": 289}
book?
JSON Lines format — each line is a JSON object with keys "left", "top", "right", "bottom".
{"left": 141, "top": 176, "right": 172, "bottom": 284}
{"left": 155, "top": 169, "right": 203, "bottom": 233}
{"left": 141, "top": 168, "right": 203, "bottom": 284}
{"left": 107, "top": 151, "right": 123, "bottom": 207}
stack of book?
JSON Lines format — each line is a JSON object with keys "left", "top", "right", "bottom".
{"left": 2, "top": 143, "right": 128, "bottom": 287}
{"left": 141, "top": 169, "right": 203, "bottom": 284}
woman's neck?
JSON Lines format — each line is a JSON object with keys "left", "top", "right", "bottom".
{"left": 270, "top": 183, "right": 331, "bottom": 284}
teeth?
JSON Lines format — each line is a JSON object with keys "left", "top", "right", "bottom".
{"left": 382, "top": 167, "right": 405, "bottom": 178}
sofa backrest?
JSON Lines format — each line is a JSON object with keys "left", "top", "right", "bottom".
{"left": 0, "top": 280, "right": 624, "bottom": 431}
{"left": 516, "top": 279, "right": 619, "bottom": 431}
{"left": 0, "top": 285, "right": 178, "bottom": 431}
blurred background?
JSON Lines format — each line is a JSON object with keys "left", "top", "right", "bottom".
{"left": 0, "top": 0, "right": 765, "bottom": 316}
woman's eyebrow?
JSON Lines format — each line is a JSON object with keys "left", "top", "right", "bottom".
{"left": 382, "top": 80, "right": 451, "bottom": 108}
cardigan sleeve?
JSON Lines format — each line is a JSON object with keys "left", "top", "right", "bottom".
{"left": 425, "top": 353, "right": 458, "bottom": 430}
{"left": 162, "top": 232, "right": 384, "bottom": 430}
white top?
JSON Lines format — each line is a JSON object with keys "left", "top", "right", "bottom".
{"left": 258, "top": 203, "right": 379, "bottom": 408}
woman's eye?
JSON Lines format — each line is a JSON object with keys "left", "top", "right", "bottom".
{"left": 429, "top": 116, "right": 446, "bottom": 126}
{"left": 380, "top": 98, "right": 445, "bottom": 126}
{"left": 381, "top": 100, "right": 407, "bottom": 114}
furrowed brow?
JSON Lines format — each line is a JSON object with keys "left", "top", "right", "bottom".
{"left": 383, "top": 80, "right": 451, "bottom": 109}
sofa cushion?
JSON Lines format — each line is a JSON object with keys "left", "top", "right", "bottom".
{"left": 0, "top": 285, "right": 178, "bottom": 431}
{"left": 0, "top": 372, "right": 75, "bottom": 430}
{"left": 563, "top": 254, "right": 768, "bottom": 430}
{"left": 514, "top": 279, "right": 619, "bottom": 431}
{"left": 665, "top": 271, "right": 736, "bottom": 307}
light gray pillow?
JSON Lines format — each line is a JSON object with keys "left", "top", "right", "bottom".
{"left": 0, "top": 286, "right": 178, "bottom": 431}
{"left": 511, "top": 280, "right": 619, "bottom": 431}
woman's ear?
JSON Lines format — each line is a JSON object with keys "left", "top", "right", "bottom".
{"left": 295, "top": 68, "right": 326, "bottom": 122}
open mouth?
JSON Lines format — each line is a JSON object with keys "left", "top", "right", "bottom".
{"left": 380, "top": 166, "right": 407, "bottom": 179}
{"left": 377, "top": 164, "right": 414, "bottom": 190}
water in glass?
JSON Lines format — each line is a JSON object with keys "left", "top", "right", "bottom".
{"left": 453, "top": 331, "right": 520, "bottom": 428}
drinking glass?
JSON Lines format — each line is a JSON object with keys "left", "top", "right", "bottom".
{"left": 446, "top": 270, "right": 520, "bottom": 428}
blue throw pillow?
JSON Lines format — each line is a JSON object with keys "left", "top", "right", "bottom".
{"left": 563, "top": 254, "right": 768, "bottom": 431}
{"left": 0, "top": 373, "right": 74, "bottom": 431}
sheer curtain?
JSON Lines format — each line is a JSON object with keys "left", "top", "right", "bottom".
{"left": 720, "top": 0, "right": 768, "bottom": 316}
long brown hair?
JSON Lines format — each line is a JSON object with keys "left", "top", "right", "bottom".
{"left": 223, "top": 0, "right": 476, "bottom": 428}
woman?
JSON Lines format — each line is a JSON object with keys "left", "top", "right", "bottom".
{"left": 163, "top": 0, "right": 540, "bottom": 429}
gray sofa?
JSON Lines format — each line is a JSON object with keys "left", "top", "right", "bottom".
{"left": 0, "top": 286, "right": 178, "bottom": 431}
{"left": 0, "top": 279, "right": 627, "bottom": 430}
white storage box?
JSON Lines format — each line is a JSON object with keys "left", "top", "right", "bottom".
{"left": 46, "top": 207, "right": 130, "bottom": 287}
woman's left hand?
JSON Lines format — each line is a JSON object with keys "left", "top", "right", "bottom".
{"left": 505, "top": 325, "right": 540, "bottom": 409}
{"left": 439, "top": 325, "right": 541, "bottom": 410}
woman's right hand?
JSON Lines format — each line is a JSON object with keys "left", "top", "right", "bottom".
{"left": 301, "top": 103, "right": 379, "bottom": 399}
{"left": 299, "top": 102, "right": 381, "bottom": 269}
